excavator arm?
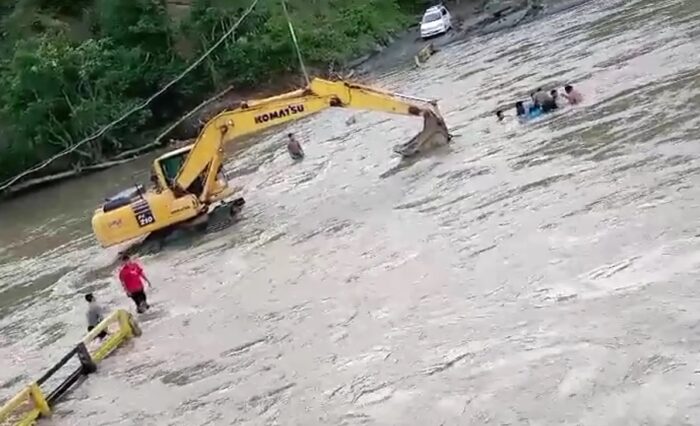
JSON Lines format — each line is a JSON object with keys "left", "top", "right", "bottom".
{"left": 175, "top": 78, "right": 450, "bottom": 200}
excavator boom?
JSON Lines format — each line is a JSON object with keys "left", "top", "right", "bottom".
{"left": 175, "top": 78, "right": 450, "bottom": 198}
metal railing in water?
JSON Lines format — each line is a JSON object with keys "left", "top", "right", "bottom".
{"left": 0, "top": 309, "right": 141, "bottom": 426}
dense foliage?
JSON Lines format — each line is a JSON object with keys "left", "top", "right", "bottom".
{"left": 0, "top": 0, "right": 431, "bottom": 184}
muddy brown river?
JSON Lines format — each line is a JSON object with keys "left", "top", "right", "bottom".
{"left": 2, "top": 0, "right": 700, "bottom": 424}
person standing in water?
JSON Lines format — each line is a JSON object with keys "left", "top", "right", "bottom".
{"left": 85, "top": 293, "right": 108, "bottom": 339}
{"left": 533, "top": 88, "right": 553, "bottom": 108}
{"left": 118, "top": 254, "right": 152, "bottom": 313}
{"left": 532, "top": 87, "right": 558, "bottom": 113}
{"left": 495, "top": 110, "right": 505, "bottom": 122}
{"left": 286, "top": 133, "right": 304, "bottom": 160}
{"left": 516, "top": 100, "right": 543, "bottom": 121}
{"left": 563, "top": 84, "right": 583, "bottom": 105}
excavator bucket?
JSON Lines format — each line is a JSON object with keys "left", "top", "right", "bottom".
{"left": 393, "top": 109, "right": 452, "bottom": 157}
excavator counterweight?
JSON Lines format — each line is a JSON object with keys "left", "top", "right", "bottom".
{"left": 91, "top": 78, "right": 451, "bottom": 249}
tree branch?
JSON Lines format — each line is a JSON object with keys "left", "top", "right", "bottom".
{"left": 2, "top": 158, "right": 133, "bottom": 196}
{"left": 114, "top": 83, "right": 235, "bottom": 159}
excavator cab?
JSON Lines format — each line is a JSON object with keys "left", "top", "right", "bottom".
{"left": 155, "top": 146, "right": 191, "bottom": 189}
{"left": 154, "top": 146, "right": 232, "bottom": 202}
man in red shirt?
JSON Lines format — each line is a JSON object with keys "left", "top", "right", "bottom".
{"left": 118, "top": 254, "right": 152, "bottom": 313}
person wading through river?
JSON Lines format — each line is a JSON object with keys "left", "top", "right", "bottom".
{"left": 495, "top": 110, "right": 505, "bottom": 122}
{"left": 118, "top": 254, "right": 152, "bottom": 313}
{"left": 286, "top": 133, "right": 304, "bottom": 160}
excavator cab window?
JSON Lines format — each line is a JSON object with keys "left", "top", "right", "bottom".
{"left": 157, "top": 149, "right": 209, "bottom": 197}
{"left": 159, "top": 152, "right": 188, "bottom": 188}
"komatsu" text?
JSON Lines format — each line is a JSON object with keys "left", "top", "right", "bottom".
{"left": 254, "top": 104, "right": 305, "bottom": 124}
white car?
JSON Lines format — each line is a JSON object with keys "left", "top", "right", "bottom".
{"left": 420, "top": 5, "right": 453, "bottom": 39}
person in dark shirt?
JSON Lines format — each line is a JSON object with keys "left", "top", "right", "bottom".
{"left": 85, "top": 293, "right": 108, "bottom": 340}
{"left": 550, "top": 89, "right": 564, "bottom": 108}
{"left": 286, "top": 133, "right": 305, "bottom": 160}
{"left": 532, "top": 88, "right": 552, "bottom": 106}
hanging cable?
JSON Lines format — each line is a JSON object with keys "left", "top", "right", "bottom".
{"left": 0, "top": 0, "right": 260, "bottom": 193}
{"left": 280, "top": 0, "right": 310, "bottom": 87}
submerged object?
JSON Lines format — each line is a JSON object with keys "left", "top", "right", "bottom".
{"left": 414, "top": 42, "right": 438, "bottom": 66}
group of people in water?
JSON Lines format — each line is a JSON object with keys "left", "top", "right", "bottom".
{"left": 496, "top": 84, "right": 583, "bottom": 122}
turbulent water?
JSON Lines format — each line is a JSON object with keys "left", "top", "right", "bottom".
{"left": 2, "top": 0, "right": 700, "bottom": 424}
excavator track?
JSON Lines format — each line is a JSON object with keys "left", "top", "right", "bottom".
{"left": 205, "top": 197, "right": 246, "bottom": 233}
{"left": 123, "top": 197, "right": 245, "bottom": 255}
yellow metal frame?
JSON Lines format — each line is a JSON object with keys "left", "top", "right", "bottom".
{"left": 83, "top": 309, "right": 141, "bottom": 363}
{"left": 0, "top": 384, "right": 47, "bottom": 426}
{"left": 0, "top": 310, "right": 140, "bottom": 426}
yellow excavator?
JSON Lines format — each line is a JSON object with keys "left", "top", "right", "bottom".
{"left": 91, "top": 77, "right": 451, "bottom": 248}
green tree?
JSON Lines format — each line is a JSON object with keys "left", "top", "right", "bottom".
{"left": 0, "top": 36, "right": 152, "bottom": 166}
{"left": 94, "top": 0, "right": 172, "bottom": 52}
